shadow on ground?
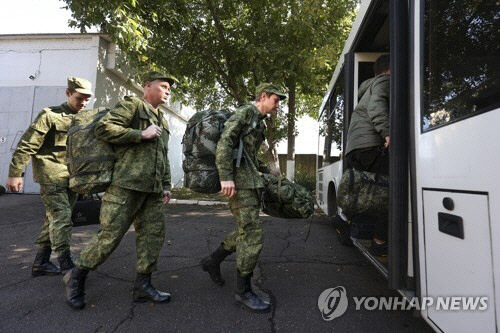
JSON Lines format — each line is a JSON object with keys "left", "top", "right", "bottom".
{"left": 0, "top": 194, "right": 432, "bottom": 332}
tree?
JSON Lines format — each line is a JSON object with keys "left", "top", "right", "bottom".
{"left": 63, "top": 0, "right": 356, "bottom": 173}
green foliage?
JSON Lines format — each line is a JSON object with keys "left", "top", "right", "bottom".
{"left": 63, "top": 0, "right": 357, "bottom": 144}
{"left": 294, "top": 170, "right": 316, "bottom": 193}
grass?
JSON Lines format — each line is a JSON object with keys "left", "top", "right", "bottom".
{"left": 171, "top": 187, "right": 228, "bottom": 202}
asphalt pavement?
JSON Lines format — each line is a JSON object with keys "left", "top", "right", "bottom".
{"left": 0, "top": 193, "right": 433, "bottom": 332}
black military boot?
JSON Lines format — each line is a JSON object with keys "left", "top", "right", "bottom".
{"left": 234, "top": 272, "right": 271, "bottom": 313}
{"left": 201, "top": 244, "right": 233, "bottom": 286}
{"left": 133, "top": 273, "right": 171, "bottom": 303}
{"left": 57, "top": 249, "right": 75, "bottom": 274}
{"left": 32, "top": 246, "right": 61, "bottom": 277}
{"left": 63, "top": 267, "right": 89, "bottom": 310}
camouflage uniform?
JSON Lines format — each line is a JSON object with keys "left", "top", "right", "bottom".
{"left": 76, "top": 96, "right": 171, "bottom": 274}
{"left": 9, "top": 102, "right": 79, "bottom": 255}
{"left": 216, "top": 103, "right": 270, "bottom": 277}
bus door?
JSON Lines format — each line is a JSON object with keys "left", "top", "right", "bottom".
{"left": 413, "top": 1, "right": 500, "bottom": 331}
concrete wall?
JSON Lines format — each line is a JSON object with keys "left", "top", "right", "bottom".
{"left": 0, "top": 34, "right": 188, "bottom": 193}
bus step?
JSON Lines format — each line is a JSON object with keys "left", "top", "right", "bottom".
{"left": 351, "top": 237, "right": 389, "bottom": 278}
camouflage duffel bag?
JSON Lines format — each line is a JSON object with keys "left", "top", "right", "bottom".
{"left": 182, "top": 109, "right": 232, "bottom": 194}
{"left": 337, "top": 168, "right": 389, "bottom": 220}
{"left": 67, "top": 107, "right": 115, "bottom": 194}
{"left": 260, "top": 173, "right": 314, "bottom": 219}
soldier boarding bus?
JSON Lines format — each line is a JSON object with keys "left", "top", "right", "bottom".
{"left": 316, "top": 0, "right": 499, "bottom": 332}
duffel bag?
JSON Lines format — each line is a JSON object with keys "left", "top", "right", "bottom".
{"left": 337, "top": 168, "right": 389, "bottom": 220}
{"left": 260, "top": 173, "right": 314, "bottom": 219}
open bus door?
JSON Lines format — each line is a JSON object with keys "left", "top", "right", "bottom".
{"left": 341, "top": 1, "right": 415, "bottom": 300}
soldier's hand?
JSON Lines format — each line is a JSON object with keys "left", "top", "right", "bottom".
{"left": 384, "top": 136, "right": 390, "bottom": 149}
{"left": 163, "top": 190, "right": 171, "bottom": 205}
{"left": 6, "top": 177, "right": 23, "bottom": 192}
{"left": 141, "top": 125, "right": 162, "bottom": 140}
{"left": 220, "top": 181, "right": 236, "bottom": 198}
{"left": 270, "top": 169, "right": 281, "bottom": 177}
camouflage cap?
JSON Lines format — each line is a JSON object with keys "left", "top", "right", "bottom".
{"left": 143, "top": 71, "right": 177, "bottom": 86}
{"left": 67, "top": 76, "right": 93, "bottom": 95}
{"left": 255, "top": 83, "right": 287, "bottom": 100}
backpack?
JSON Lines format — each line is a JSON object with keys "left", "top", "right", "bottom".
{"left": 337, "top": 168, "right": 389, "bottom": 220}
{"left": 260, "top": 173, "right": 314, "bottom": 219}
{"left": 66, "top": 107, "right": 115, "bottom": 194}
{"left": 182, "top": 109, "right": 258, "bottom": 194}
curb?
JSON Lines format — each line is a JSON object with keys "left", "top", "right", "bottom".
{"left": 169, "top": 199, "right": 227, "bottom": 206}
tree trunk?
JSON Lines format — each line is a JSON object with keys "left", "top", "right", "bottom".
{"left": 262, "top": 113, "right": 280, "bottom": 174}
{"left": 286, "top": 79, "right": 296, "bottom": 180}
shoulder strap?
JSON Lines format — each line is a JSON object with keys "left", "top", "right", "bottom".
{"left": 235, "top": 111, "right": 259, "bottom": 168}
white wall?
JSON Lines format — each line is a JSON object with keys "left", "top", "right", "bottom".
{"left": 0, "top": 36, "right": 99, "bottom": 94}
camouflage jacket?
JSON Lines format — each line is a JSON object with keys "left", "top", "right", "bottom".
{"left": 216, "top": 103, "right": 270, "bottom": 189}
{"left": 95, "top": 96, "right": 171, "bottom": 193}
{"left": 9, "top": 103, "right": 77, "bottom": 186}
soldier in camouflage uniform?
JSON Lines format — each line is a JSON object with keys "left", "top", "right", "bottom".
{"left": 201, "top": 83, "right": 286, "bottom": 313}
{"left": 64, "top": 71, "right": 175, "bottom": 310}
{"left": 6, "top": 76, "right": 93, "bottom": 277}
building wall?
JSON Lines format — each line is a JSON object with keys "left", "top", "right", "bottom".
{"left": 0, "top": 34, "right": 188, "bottom": 193}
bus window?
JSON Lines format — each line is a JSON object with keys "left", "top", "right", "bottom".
{"left": 422, "top": 0, "right": 500, "bottom": 131}
{"left": 320, "top": 71, "right": 345, "bottom": 166}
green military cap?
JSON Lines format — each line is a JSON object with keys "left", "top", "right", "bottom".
{"left": 143, "top": 71, "right": 177, "bottom": 86}
{"left": 67, "top": 76, "right": 93, "bottom": 95}
{"left": 255, "top": 83, "right": 287, "bottom": 100}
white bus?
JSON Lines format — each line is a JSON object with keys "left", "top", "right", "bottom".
{"left": 316, "top": 0, "right": 499, "bottom": 331}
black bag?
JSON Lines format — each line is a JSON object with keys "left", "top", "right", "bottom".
{"left": 71, "top": 194, "right": 101, "bottom": 227}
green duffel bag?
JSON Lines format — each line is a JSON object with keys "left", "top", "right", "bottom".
{"left": 66, "top": 107, "right": 115, "bottom": 194}
{"left": 260, "top": 173, "right": 314, "bottom": 219}
{"left": 337, "top": 168, "right": 389, "bottom": 220}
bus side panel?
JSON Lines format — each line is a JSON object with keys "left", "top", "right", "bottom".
{"left": 317, "top": 161, "right": 343, "bottom": 216}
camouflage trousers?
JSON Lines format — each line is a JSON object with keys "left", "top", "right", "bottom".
{"left": 36, "top": 184, "right": 78, "bottom": 255}
{"left": 223, "top": 189, "right": 263, "bottom": 277}
{"left": 76, "top": 185, "right": 165, "bottom": 274}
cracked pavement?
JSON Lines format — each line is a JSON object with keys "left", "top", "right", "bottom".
{"left": 0, "top": 194, "right": 432, "bottom": 332}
